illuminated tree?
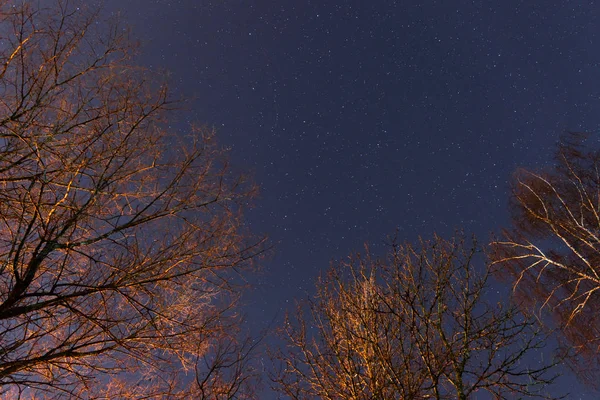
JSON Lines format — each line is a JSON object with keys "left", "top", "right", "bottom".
{"left": 273, "top": 236, "right": 559, "bottom": 399}
{"left": 0, "top": 1, "right": 264, "bottom": 398}
{"left": 492, "top": 132, "right": 600, "bottom": 386}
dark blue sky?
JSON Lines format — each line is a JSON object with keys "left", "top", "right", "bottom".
{"left": 104, "top": 1, "right": 599, "bottom": 397}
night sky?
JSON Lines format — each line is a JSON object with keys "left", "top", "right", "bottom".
{"left": 102, "top": 1, "right": 600, "bottom": 397}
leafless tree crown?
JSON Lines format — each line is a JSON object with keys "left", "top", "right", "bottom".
{"left": 0, "top": 2, "right": 263, "bottom": 398}
{"left": 273, "top": 235, "right": 559, "bottom": 399}
{"left": 492, "top": 132, "right": 600, "bottom": 386}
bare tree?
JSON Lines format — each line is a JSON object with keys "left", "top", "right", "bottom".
{"left": 491, "top": 132, "right": 600, "bottom": 386}
{"left": 0, "top": 1, "right": 264, "bottom": 398}
{"left": 272, "top": 235, "right": 559, "bottom": 399}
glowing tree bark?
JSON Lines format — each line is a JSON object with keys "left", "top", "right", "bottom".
{"left": 0, "top": 2, "right": 263, "bottom": 398}
{"left": 492, "top": 133, "right": 600, "bottom": 386}
{"left": 273, "top": 236, "right": 559, "bottom": 399}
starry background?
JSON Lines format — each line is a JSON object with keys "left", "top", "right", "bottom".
{"left": 101, "top": 0, "right": 600, "bottom": 397}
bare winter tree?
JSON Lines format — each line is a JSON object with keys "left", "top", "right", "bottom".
{"left": 272, "top": 235, "right": 559, "bottom": 399}
{"left": 492, "top": 132, "right": 600, "bottom": 386}
{"left": 0, "top": 1, "right": 264, "bottom": 398}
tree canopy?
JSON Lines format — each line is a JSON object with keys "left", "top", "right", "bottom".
{"left": 492, "top": 132, "right": 600, "bottom": 386}
{"left": 273, "top": 235, "right": 559, "bottom": 399}
{"left": 0, "top": 2, "right": 264, "bottom": 398}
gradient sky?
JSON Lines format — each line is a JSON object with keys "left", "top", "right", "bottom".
{"left": 102, "top": 1, "right": 600, "bottom": 397}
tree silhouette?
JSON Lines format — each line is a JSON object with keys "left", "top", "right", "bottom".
{"left": 492, "top": 132, "right": 600, "bottom": 387}
{"left": 273, "top": 235, "right": 559, "bottom": 399}
{"left": 0, "top": 2, "right": 264, "bottom": 398}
